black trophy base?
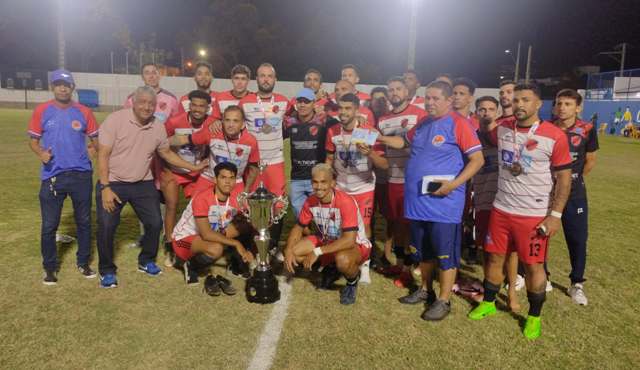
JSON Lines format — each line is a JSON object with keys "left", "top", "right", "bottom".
{"left": 245, "top": 268, "right": 280, "bottom": 304}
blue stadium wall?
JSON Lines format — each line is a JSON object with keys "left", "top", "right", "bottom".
{"left": 582, "top": 100, "right": 640, "bottom": 132}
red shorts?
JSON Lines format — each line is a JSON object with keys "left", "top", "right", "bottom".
{"left": 474, "top": 209, "right": 491, "bottom": 248}
{"left": 172, "top": 235, "right": 197, "bottom": 261}
{"left": 350, "top": 190, "right": 374, "bottom": 227}
{"left": 387, "top": 183, "right": 407, "bottom": 223}
{"left": 173, "top": 172, "right": 202, "bottom": 199}
{"left": 307, "top": 235, "right": 371, "bottom": 266}
{"left": 251, "top": 162, "right": 285, "bottom": 196}
{"left": 485, "top": 208, "right": 549, "bottom": 264}
{"left": 374, "top": 182, "right": 389, "bottom": 219}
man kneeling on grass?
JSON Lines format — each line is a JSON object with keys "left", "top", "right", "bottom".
{"left": 284, "top": 163, "right": 371, "bottom": 305}
{"left": 172, "top": 162, "right": 254, "bottom": 294}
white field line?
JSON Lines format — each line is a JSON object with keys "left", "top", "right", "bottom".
{"left": 247, "top": 277, "right": 292, "bottom": 370}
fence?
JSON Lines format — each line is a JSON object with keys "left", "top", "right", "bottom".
{"left": 586, "top": 68, "right": 640, "bottom": 100}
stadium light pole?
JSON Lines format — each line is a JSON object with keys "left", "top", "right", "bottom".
{"left": 598, "top": 43, "right": 628, "bottom": 77}
{"left": 56, "top": 0, "right": 66, "bottom": 69}
{"left": 407, "top": 0, "right": 418, "bottom": 69}
{"left": 505, "top": 41, "right": 522, "bottom": 82}
{"left": 524, "top": 45, "right": 533, "bottom": 84}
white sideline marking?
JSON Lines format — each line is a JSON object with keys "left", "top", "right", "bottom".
{"left": 247, "top": 277, "right": 292, "bottom": 370}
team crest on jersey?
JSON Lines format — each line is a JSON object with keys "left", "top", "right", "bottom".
{"left": 571, "top": 135, "right": 582, "bottom": 147}
{"left": 401, "top": 118, "right": 409, "bottom": 128}
{"left": 309, "top": 125, "right": 318, "bottom": 136}
{"left": 272, "top": 105, "right": 280, "bottom": 113}
{"left": 525, "top": 139, "right": 538, "bottom": 151}
{"left": 235, "top": 147, "right": 244, "bottom": 157}
{"left": 431, "top": 135, "right": 445, "bottom": 147}
{"left": 71, "top": 120, "right": 82, "bottom": 131}
{"left": 159, "top": 102, "right": 167, "bottom": 110}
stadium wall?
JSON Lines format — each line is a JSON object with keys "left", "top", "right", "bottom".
{"left": 0, "top": 72, "right": 499, "bottom": 110}
{"left": 582, "top": 100, "right": 640, "bottom": 133}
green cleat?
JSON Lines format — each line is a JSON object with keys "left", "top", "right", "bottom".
{"left": 468, "top": 301, "right": 497, "bottom": 320}
{"left": 523, "top": 315, "right": 542, "bottom": 340}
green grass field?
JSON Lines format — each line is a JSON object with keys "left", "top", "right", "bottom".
{"left": 1, "top": 107, "right": 639, "bottom": 370}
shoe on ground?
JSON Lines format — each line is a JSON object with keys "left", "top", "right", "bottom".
{"left": 398, "top": 288, "right": 436, "bottom": 305}
{"left": 468, "top": 301, "right": 497, "bottom": 320}
{"left": 515, "top": 274, "right": 525, "bottom": 291}
{"left": 216, "top": 275, "right": 237, "bottom": 295}
{"left": 100, "top": 273, "right": 118, "bottom": 288}
{"left": 78, "top": 265, "right": 97, "bottom": 279}
{"left": 393, "top": 271, "right": 413, "bottom": 289}
{"left": 319, "top": 264, "right": 340, "bottom": 290}
{"left": 359, "top": 260, "right": 371, "bottom": 284}
{"left": 203, "top": 275, "right": 221, "bottom": 296}
{"left": 523, "top": 315, "right": 542, "bottom": 340}
{"left": 227, "top": 257, "right": 251, "bottom": 280}
{"left": 545, "top": 280, "right": 553, "bottom": 292}
{"left": 55, "top": 233, "right": 75, "bottom": 243}
{"left": 137, "top": 262, "right": 162, "bottom": 276}
{"left": 340, "top": 284, "right": 358, "bottom": 305}
{"left": 568, "top": 283, "right": 588, "bottom": 306}
{"left": 43, "top": 269, "right": 58, "bottom": 285}
{"left": 163, "top": 242, "right": 175, "bottom": 267}
{"left": 421, "top": 299, "right": 451, "bottom": 321}
{"left": 183, "top": 261, "right": 199, "bottom": 286}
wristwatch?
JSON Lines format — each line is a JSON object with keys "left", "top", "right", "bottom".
{"left": 98, "top": 183, "right": 111, "bottom": 191}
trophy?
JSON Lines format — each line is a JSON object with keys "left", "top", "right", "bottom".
{"left": 237, "top": 168, "right": 288, "bottom": 304}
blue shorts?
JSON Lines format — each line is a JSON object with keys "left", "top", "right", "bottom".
{"left": 409, "top": 220, "right": 461, "bottom": 270}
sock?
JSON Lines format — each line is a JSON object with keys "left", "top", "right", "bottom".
{"left": 346, "top": 272, "right": 361, "bottom": 286}
{"left": 527, "top": 291, "right": 546, "bottom": 316}
{"left": 483, "top": 279, "right": 501, "bottom": 302}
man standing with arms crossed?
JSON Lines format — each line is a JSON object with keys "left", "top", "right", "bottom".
{"left": 28, "top": 69, "right": 99, "bottom": 284}
{"left": 96, "top": 86, "right": 208, "bottom": 288}
{"left": 378, "top": 81, "right": 484, "bottom": 320}
{"left": 553, "top": 89, "right": 598, "bottom": 306}
{"left": 468, "top": 84, "right": 572, "bottom": 340}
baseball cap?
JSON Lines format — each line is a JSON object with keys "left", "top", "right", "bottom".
{"left": 50, "top": 69, "right": 75, "bottom": 85}
{"left": 295, "top": 88, "right": 315, "bottom": 101}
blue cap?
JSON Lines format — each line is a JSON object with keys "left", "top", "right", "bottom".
{"left": 50, "top": 69, "right": 75, "bottom": 85}
{"left": 295, "top": 88, "right": 315, "bottom": 101}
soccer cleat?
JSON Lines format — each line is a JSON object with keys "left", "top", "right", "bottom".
{"left": 545, "top": 280, "right": 553, "bottom": 292}
{"left": 398, "top": 288, "right": 436, "bottom": 305}
{"left": 43, "top": 270, "right": 58, "bottom": 285}
{"left": 421, "top": 299, "right": 451, "bottom": 321}
{"left": 78, "top": 265, "right": 97, "bottom": 279}
{"left": 468, "top": 301, "right": 497, "bottom": 320}
{"left": 183, "top": 261, "right": 199, "bottom": 286}
{"left": 568, "top": 283, "right": 588, "bottom": 306}
{"left": 100, "top": 274, "right": 118, "bottom": 288}
{"left": 523, "top": 315, "right": 542, "bottom": 340}
{"left": 215, "top": 275, "right": 237, "bottom": 296}
{"left": 163, "top": 242, "right": 175, "bottom": 268}
{"left": 203, "top": 275, "right": 221, "bottom": 296}
{"left": 339, "top": 284, "right": 358, "bottom": 305}
{"left": 137, "top": 262, "right": 162, "bottom": 276}
{"left": 515, "top": 274, "right": 525, "bottom": 291}
{"left": 55, "top": 233, "right": 75, "bottom": 243}
{"left": 359, "top": 260, "right": 371, "bottom": 284}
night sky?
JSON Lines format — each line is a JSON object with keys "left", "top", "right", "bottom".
{"left": 1, "top": 0, "right": 639, "bottom": 87}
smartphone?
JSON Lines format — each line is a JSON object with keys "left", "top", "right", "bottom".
{"left": 427, "top": 181, "right": 442, "bottom": 193}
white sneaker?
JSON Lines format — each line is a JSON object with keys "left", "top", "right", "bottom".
{"left": 545, "top": 279, "right": 553, "bottom": 292}
{"left": 515, "top": 274, "right": 525, "bottom": 291}
{"left": 359, "top": 260, "right": 371, "bottom": 284}
{"left": 568, "top": 283, "right": 588, "bottom": 305}
{"left": 56, "top": 233, "right": 75, "bottom": 243}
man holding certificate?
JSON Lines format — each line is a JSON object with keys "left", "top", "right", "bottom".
{"left": 378, "top": 81, "right": 484, "bottom": 321}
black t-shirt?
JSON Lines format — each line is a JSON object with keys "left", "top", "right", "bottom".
{"left": 284, "top": 113, "right": 338, "bottom": 180}
{"left": 558, "top": 119, "right": 599, "bottom": 199}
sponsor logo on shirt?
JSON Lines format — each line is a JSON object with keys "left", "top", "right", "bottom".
{"left": 71, "top": 120, "right": 82, "bottom": 131}
{"left": 501, "top": 150, "right": 514, "bottom": 164}
{"left": 431, "top": 135, "right": 445, "bottom": 147}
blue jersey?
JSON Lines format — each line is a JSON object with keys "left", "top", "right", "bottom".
{"left": 403, "top": 112, "right": 481, "bottom": 223}
{"left": 28, "top": 100, "right": 98, "bottom": 180}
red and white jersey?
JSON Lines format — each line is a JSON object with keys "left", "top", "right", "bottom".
{"left": 239, "top": 93, "right": 291, "bottom": 165}
{"left": 177, "top": 91, "right": 222, "bottom": 120}
{"left": 377, "top": 104, "right": 427, "bottom": 184}
{"left": 326, "top": 105, "right": 375, "bottom": 127}
{"left": 191, "top": 128, "right": 260, "bottom": 183}
{"left": 172, "top": 188, "right": 241, "bottom": 240}
{"left": 216, "top": 90, "right": 251, "bottom": 116}
{"left": 489, "top": 120, "right": 572, "bottom": 217}
{"left": 409, "top": 95, "right": 425, "bottom": 109}
{"left": 472, "top": 129, "right": 499, "bottom": 212}
{"left": 298, "top": 189, "right": 371, "bottom": 248}
{"left": 164, "top": 112, "right": 214, "bottom": 174}
{"left": 124, "top": 88, "right": 179, "bottom": 124}
{"left": 326, "top": 122, "right": 383, "bottom": 195}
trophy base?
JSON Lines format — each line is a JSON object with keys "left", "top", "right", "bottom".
{"left": 245, "top": 268, "right": 280, "bottom": 304}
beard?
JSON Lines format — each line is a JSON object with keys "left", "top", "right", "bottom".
{"left": 258, "top": 83, "right": 274, "bottom": 94}
{"left": 197, "top": 81, "right": 212, "bottom": 90}
{"left": 390, "top": 98, "right": 405, "bottom": 108}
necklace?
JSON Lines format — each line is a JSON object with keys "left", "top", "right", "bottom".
{"left": 256, "top": 95, "right": 275, "bottom": 134}
{"left": 510, "top": 121, "right": 539, "bottom": 176}
{"left": 214, "top": 190, "right": 231, "bottom": 231}
{"left": 318, "top": 191, "right": 335, "bottom": 242}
